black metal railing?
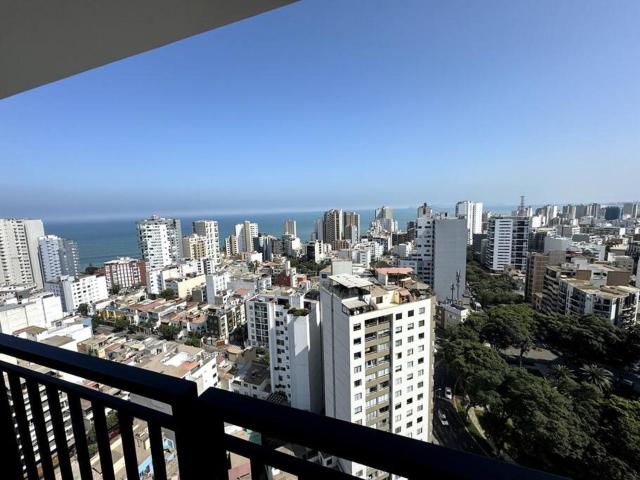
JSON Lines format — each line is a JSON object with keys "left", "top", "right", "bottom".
{"left": 0, "top": 333, "right": 564, "bottom": 480}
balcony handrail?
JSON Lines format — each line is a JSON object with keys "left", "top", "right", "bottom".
{"left": 0, "top": 333, "right": 196, "bottom": 404}
{"left": 0, "top": 332, "right": 566, "bottom": 480}
{"left": 199, "top": 387, "right": 565, "bottom": 480}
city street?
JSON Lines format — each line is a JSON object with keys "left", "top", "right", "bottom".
{"left": 432, "top": 357, "right": 489, "bottom": 457}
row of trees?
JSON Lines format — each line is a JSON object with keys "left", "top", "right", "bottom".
{"left": 443, "top": 304, "right": 640, "bottom": 479}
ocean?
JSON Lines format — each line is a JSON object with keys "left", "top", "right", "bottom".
{"left": 44, "top": 205, "right": 513, "bottom": 269}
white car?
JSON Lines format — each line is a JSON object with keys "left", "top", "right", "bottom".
{"left": 438, "top": 411, "right": 449, "bottom": 426}
{"left": 444, "top": 387, "right": 453, "bottom": 400}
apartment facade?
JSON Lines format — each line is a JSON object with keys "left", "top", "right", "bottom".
{"left": 405, "top": 215, "right": 467, "bottom": 302}
{"left": 137, "top": 215, "right": 182, "bottom": 270}
{"left": 483, "top": 216, "right": 530, "bottom": 272}
{"left": 455, "top": 201, "right": 483, "bottom": 244}
{"left": 321, "top": 272, "right": 433, "bottom": 479}
{"left": 45, "top": 274, "right": 109, "bottom": 314}
{"left": 235, "top": 221, "right": 259, "bottom": 253}
{"left": 103, "top": 257, "right": 146, "bottom": 290}
{"left": 0, "top": 218, "right": 45, "bottom": 288}
{"left": 193, "top": 219, "right": 221, "bottom": 266}
{"left": 245, "top": 288, "right": 323, "bottom": 412}
{"left": 37, "top": 235, "right": 80, "bottom": 283}
{"left": 540, "top": 262, "right": 640, "bottom": 327}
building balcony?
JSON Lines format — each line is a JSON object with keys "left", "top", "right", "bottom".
{"left": 0, "top": 333, "right": 563, "bottom": 480}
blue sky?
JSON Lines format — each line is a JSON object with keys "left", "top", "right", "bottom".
{"left": 1, "top": 0, "right": 638, "bottom": 220}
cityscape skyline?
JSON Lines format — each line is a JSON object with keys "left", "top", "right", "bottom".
{"left": 1, "top": 0, "right": 638, "bottom": 218}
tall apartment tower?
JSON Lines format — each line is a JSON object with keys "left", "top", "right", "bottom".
{"left": 375, "top": 206, "right": 393, "bottom": 220}
{"left": 313, "top": 218, "right": 324, "bottom": 242}
{"left": 283, "top": 219, "right": 297, "bottom": 237}
{"left": 407, "top": 215, "right": 467, "bottom": 302}
{"left": 245, "top": 289, "right": 323, "bottom": 412}
{"left": 182, "top": 234, "right": 208, "bottom": 260}
{"left": 323, "top": 209, "right": 343, "bottom": 247}
{"left": 137, "top": 216, "right": 182, "bottom": 270}
{"left": 193, "top": 220, "right": 221, "bottom": 266}
{"left": 234, "top": 221, "right": 259, "bottom": 253}
{"left": 225, "top": 235, "right": 239, "bottom": 256}
{"left": 0, "top": 218, "right": 45, "bottom": 288}
{"left": 483, "top": 216, "right": 530, "bottom": 272}
{"left": 37, "top": 235, "right": 80, "bottom": 283}
{"left": 321, "top": 271, "right": 433, "bottom": 477}
{"left": 343, "top": 211, "right": 361, "bottom": 243}
{"left": 455, "top": 201, "right": 483, "bottom": 245}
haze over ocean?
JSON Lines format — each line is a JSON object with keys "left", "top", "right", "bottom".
{"left": 44, "top": 205, "right": 516, "bottom": 269}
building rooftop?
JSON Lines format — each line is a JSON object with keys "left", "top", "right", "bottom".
{"left": 329, "top": 274, "right": 373, "bottom": 289}
{"left": 41, "top": 335, "right": 74, "bottom": 348}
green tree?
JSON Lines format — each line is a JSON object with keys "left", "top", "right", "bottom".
{"left": 184, "top": 335, "right": 202, "bottom": 347}
{"left": 159, "top": 288, "right": 176, "bottom": 300}
{"left": 158, "top": 323, "right": 179, "bottom": 340}
{"left": 580, "top": 364, "right": 613, "bottom": 393}
{"left": 78, "top": 303, "right": 89, "bottom": 316}
{"left": 113, "top": 317, "right": 130, "bottom": 332}
{"left": 548, "top": 364, "right": 577, "bottom": 393}
{"left": 494, "top": 368, "right": 590, "bottom": 467}
{"left": 109, "top": 285, "right": 121, "bottom": 295}
{"left": 480, "top": 304, "right": 539, "bottom": 365}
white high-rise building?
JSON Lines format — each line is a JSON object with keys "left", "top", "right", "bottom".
{"left": 283, "top": 219, "right": 297, "bottom": 237}
{"left": 235, "top": 221, "right": 259, "bottom": 253}
{"left": 483, "top": 216, "right": 530, "bottom": 272}
{"left": 193, "top": 220, "right": 221, "bottom": 266}
{"left": 137, "top": 216, "right": 182, "bottom": 270}
{"left": 455, "top": 201, "right": 483, "bottom": 244}
{"left": 45, "top": 274, "right": 108, "bottom": 314}
{"left": 0, "top": 218, "right": 45, "bottom": 288}
{"left": 404, "top": 215, "right": 467, "bottom": 302}
{"left": 321, "top": 271, "right": 434, "bottom": 477}
{"left": 246, "top": 289, "right": 323, "bottom": 413}
{"left": 37, "top": 235, "right": 80, "bottom": 283}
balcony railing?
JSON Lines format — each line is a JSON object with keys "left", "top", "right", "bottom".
{"left": 0, "top": 333, "right": 564, "bottom": 480}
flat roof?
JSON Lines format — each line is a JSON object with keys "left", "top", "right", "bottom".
{"left": 376, "top": 267, "right": 413, "bottom": 275}
{"left": 329, "top": 274, "right": 372, "bottom": 289}
{"left": 41, "top": 335, "right": 74, "bottom": 347}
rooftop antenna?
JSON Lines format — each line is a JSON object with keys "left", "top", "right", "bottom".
{"left": 455, "top": 270, "right": 461, "bottom": 301}
{"left": 450, "top": 283, "right": 455, "bottom": 303}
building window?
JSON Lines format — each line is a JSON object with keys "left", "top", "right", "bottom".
{"left": 355, "top": 393, "right": 362, "bottom": 400}
{"left": 395, "top": 339, "right": 402, "bottom": 347}
{"left": 354, "top": 352, "right": 361, "bottom": 359}
{"left": 408, "top": 310, "right": 414, "bottom": 317}
{"left": 419, "top": 307, "right": 426, "bottom": 314}
{"left": 354, "top": 366, "right": 362, "bottom": 373}
{"left": 355, "top": 406, "right": 362, "bottom": 414}
{"left": 395, "top": 313, "right": 402, "bottom": 320}
{"left": 355, "top": 379, "right": 362, "bottom": 387}
{"left": 354, "top": 337, "right": 362, "bottom": 345}
{"left": 408, "top": 323, "right": 414, "bottom": 330}
{"left": 354, "top": 323, "right": 362, "bottom": 331}
{"left": 395, "top": 326, "right": 402, "bottom": 333}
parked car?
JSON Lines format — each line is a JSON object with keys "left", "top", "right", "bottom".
{"left": 438, "top": 411, "right": 449, "bottom": 426}
{"left": 444, "top": 387, "right": 453, "bottom": 400}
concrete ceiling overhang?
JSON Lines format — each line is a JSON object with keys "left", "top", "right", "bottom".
{"left": 0, "top": 0, "right": 298, "bottom": 99}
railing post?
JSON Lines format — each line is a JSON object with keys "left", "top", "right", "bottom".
{"left": 0, "top": 372, "right": 22, "bottom": 480}
{"left": 172, "top": 383, "right": 230, "bottom": 480}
